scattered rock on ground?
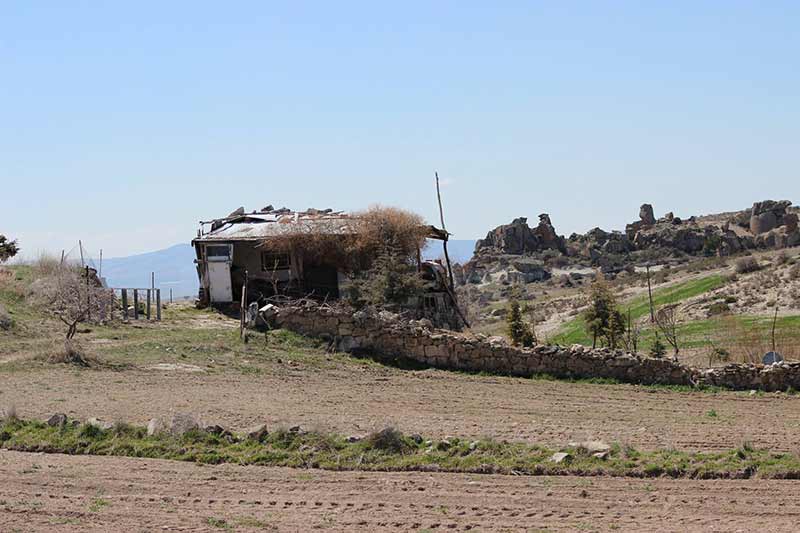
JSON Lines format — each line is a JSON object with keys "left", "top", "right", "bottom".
{"left": 246, "top": 423, "right": 269, "bottom": 442}
{"left": 147, "top": 418, "right": 169, "bottom": 436}
{"left": 47, "top": 413, "right": 68, "bottom": 428}
{"left": 86, "top": 417, "right": 113, "bottom": 431}
{"left": 570, "top": 440, "right": 611, "bottom": 454}
{"left": 551, "top": 452, "right": 571, "bottom": 464}
{"left": 169, "top": 413, "right": 200, "bottom": 436}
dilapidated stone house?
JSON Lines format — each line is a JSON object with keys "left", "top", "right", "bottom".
{"left": 192, "top": 206, "right": 461, "bottom": 328}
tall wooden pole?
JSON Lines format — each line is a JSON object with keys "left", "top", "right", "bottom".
{"left": 646, "top": 265, "right": 655, "bottom": 323}
{"left": 240, "top": 270, "right": 248, "bottom": 340}
{"left": 772, "top": 306, "right": 779, "bottom": 353}
{"left": 85, "top": 265, "right": 91, "bottom": 321}
{"left": 121, "top": 289, "right": 128, "bottom": 320}
{"left": 435, "top": 172, "right": 455, "bottom": 291}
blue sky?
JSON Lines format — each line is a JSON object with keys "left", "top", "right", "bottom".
{"left": 2, "top": 1, "right": 798, "bottom": 259}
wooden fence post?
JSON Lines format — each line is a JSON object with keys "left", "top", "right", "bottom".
{"left": 133, "top": 290, "right": 139, "bottom": 320}
{"left": 146, "top": 289, "right": 151, "bottom": 320}
{"left": 156, "top": 289, "right": 162, "bottom": 321}
{"left": 121, "top": 289, "right": 128, "bottom": 320}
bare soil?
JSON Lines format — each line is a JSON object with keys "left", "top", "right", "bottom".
{"left": 3, "top": 361, "right": 800, "bottom": 453}
{"left": 4, "top": 449, "right": 800, "bottom": 532}
{"left": 5, "top": 267, "right": 800, "bottom": 531}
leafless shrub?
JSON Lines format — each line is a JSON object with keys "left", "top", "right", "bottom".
{"left": 620, "top": 310, "right": 641, "bottom": 354}
{"left": 775, "top": 251, "right": 790, "bottom": 266}
{"left": 30, "top": 264, "right": 114, "bottom": 339}
{"left": 31, "top": 251, "right": 63, "bottom": 277}
{"left": 654, "top": 304, "right": 681, "bottom": 358}
{"left": 735, "top": 257, "right": 761, "bottom": 274}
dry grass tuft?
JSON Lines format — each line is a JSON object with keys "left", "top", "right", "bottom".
{"left": 31, "top": 252, "right": 64, "bottom": 277}
{"left": 0, "top": 303, "right": 12, "bottom": 331}
{"left": 735, "top": 257, "right": 761, "bottom": 275}
{"left": 43, "top": 340, "right": 97, "bottom": 367}
{"left": 365, "top": 426, "right": 411, "bottom": 454}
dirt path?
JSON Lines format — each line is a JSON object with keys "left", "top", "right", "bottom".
{"left": 3, "top": 449, "right": 800, "bottom": 532}
{"left": 3, "top": 364, "right": 800, "bottom": 453}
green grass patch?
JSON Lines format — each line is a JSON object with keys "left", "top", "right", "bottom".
{"left": 3, "top": 418, "right": 800, "bottom": 480}
{"left": 553, "top": 275, "right": 726, "bottom": 346}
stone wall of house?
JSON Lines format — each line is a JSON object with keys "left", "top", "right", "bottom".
{"left": 273, "top": 303, "right": 800, "bottom": 392}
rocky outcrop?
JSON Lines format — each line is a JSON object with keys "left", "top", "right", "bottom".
{"left": 749, "top": 200, "right": 792, "bottom": 235}
{"left": 463, "top": 200, "right": 799, "bottom": 287}
{"left": 475, "top": 214, "right": 565, "bottom": 255}
{"left": 625, "top": 203, "right": 658, "bottom": 239}
{"left": 640, "top": 204, "right": 656, "bottom": 226}
{"left": 568, "top": 228, "right": 633, "bottom": 263}
{"left": 786, "top": 213, "right": 799, "bottom": 234}
{"left": 461, "top": 254, "right": 551, "bottom": 285}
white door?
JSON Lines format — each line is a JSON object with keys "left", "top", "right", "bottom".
{"left": 208, "top": 261, "right": 233, "bottom": 303}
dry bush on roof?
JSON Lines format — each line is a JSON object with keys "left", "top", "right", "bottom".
{"left": 266, "top": 206, "right": 429, "bottom": 272}
{"left": 350, "top": 206, "right": 429, "bottom": 265}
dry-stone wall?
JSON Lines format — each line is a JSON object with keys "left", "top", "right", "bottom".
{"left": 273, "top": 302, "right": 800, "bottom": 392}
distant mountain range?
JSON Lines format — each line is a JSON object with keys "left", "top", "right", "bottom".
{"left": 101, "top": 244, "right": 198, "bottom": 299}
{"left": 100, "top": 240, "right": 477, "bottom": 300}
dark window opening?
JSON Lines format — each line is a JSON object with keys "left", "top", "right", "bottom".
{"left": 261, "top": 252, "right": 291, "bottom": 271}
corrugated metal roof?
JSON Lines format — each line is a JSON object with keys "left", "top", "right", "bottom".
{"left": 195, "top": 211, "right": 360, "bottom": 242}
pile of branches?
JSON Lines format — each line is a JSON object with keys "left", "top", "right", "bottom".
{"left": 265, "top": 206, "right": 430, "bottom": 272}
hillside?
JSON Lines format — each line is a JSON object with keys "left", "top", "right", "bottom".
{"left": 463, "top": 248, "right": 800, "bottom": 366}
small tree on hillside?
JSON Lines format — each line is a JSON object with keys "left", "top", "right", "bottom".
{"left": 655, "top": 304, "right": 681, "bottom": 360}
{"left": 584, "top": 275, "right": 626, "bottom": 349}
{"left": 506, "top": 300, "right": 536, "bottom": 347}
{"left": 650, "top": 333, "right": 667, "bottom": 358}
{"left": 0, "top": 235, "right": 19, "bottom": 263}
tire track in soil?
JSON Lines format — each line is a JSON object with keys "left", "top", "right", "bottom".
{"left": 3, "top": 450, "right": 800, "bottom": 532}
